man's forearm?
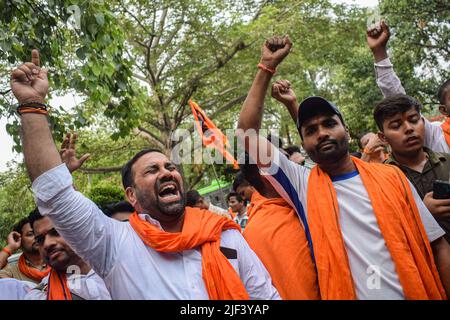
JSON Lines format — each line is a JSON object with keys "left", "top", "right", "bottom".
{"left": 432, "top": 237, "right": 450, "bottom": 298}
{"left": 372, "top": 48, "right": 388, "bottom": 63}
{"left": 20, "top": 114, "right": 62, "bottom": 182}
{"left": 238, "top": 70, "right": 273, "bottom": 131}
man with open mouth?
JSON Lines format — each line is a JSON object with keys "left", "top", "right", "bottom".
{"left": 10, "top": 49, "right": 280, "bottom": 300}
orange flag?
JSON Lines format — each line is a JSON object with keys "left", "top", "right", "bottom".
{"left": 189, "top": 100, "right": 239, "bottom": 169}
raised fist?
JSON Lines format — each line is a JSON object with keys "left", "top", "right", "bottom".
{"left": 260, "top": 35, "right": 292, "bottom": 70}
{"left": 271, "top": 79, "right": 297, "bottom": 106}
{"left": 10, "top": 49, "right": 49, "bottom": 104}
{"left": 367, "top": 20, "right": 390, "bottom": 52}
{"left": 6, "top": 231, "right": 22, "bottom": 252}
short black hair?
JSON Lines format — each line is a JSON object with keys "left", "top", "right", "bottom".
{"left": 186, "top": 190, "right": 202, "bottom": 207}
{"left": 13, "top": 217, "right": 30, "bottom": 235}
{"left": 28, "top": 208, "right": 44, "bottom": 229}
{"left": 374, "top": 94, "right": 422, "bottom": 131}
{"left": 438, "top": 78, "right": 450, "bottom": 105}
{"left": 103, "top": 201, "right": 135, "bottom": 217}
{"left": 232, "top": 172, "right": 251, "bottom": 192}
{"left": 121, "top": 148, "right": 163, "bottom": 189}
{"left": 227, "top": 192, "right": 243, "bottom": 203}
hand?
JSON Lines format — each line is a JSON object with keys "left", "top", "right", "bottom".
{"left": 271, "top": 80, "right": 297, "bottom": 106}
{"left": 10, "top": 49, "right": 49, "bottom": 104}
{"left": 260, "top": 35, "right": 292, "bottom": 70}
{"left": 367, "top": 20, "right": 390, "bottom": 62}
{"left": 423, "top": 192, "right": 450, "bottom": 218}
{"left": 60, "top": 132, "right": 91, "bottom": 173}
{"left": 364, "top": 134, "right": 387, "bottom": 154}
{"left": 6, "top": 231, "right": 22, "bottom": 252}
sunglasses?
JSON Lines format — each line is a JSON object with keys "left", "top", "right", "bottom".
{"left": 35, "top": 228, "right": 60, "bottom": 245}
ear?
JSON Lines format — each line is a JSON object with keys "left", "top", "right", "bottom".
{"left": 125, "top": 187, "right": 137, "bottom": 207}
{"left": 438, "top": 105, "right": 448, "bottom": 117}
{"left": 378, "top": 131, "right": 387, "bottom": 143}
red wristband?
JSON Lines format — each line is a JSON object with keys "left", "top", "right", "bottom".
{"left": 2, "top": 247, "right": 12, "bottom": 257}
{"left": 257, "top": 63, "right": 276, "bottom": 75}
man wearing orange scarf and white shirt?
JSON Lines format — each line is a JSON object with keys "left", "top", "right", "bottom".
{"left": 10, "top": 49, "right": 279, "bottom": 300}
{"left": 0, "top": 216, "right": 49, "bottom": 284}
{"left": 24, "top": 209, "right": 110, "bottom": 300}
{"left": 237, "top": 35, "right": 450, "bottom": 299}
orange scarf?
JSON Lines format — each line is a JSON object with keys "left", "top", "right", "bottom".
{"left": 307, "top": 156, "right": 446, "bottom": 300}
{"left": 18, "top": 254, "right": 50, "bottom": 282}
{"left": 47, "top": 269, "right": 72, "bottom": 300}
{"left": 440, "top": 117, "right": 450, "bottom": 147}
{"left": 129, "top": 208, "right": 249, "bottom": 300}
{"left": 244, "top": 192, "right": 320, "bottom": 300}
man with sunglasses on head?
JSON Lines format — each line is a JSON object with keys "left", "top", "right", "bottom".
{"left": 24, "top": 209, "right": 111, "bottom": 300}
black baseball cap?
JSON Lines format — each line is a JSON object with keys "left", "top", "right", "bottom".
{"left": 296, "top": 96, "right": 345, "bottom": 132}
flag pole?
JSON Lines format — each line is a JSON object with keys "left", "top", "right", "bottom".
{"left": 211, "top": 164, "right": 227, "bottom": 207}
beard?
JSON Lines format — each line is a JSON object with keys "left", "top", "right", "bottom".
{"left": 308, "top": 136, "right": 349, "bottom": 165}
{"left": 135, "top": 183, "right": 186, "bottom": 220}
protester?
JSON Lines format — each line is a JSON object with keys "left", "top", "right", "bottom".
{"left": 374, "top": 94, "right": 450, "bottom": 242}
{"left": 0, "top": 216, "right": 50, "bottom": 284}
{"left": 185, "top": 190, "right": 232, "bottom": 219}
{"left": 23, "top": 209, "right": 111, "bottom": 300}
{"left": 226, "top": 192, "right": 249, "bottom": 231}
{"left": 358, "top": 132, "right": 389, "bottom": 163}
{"left": 235, "top": 163, "right": 320, "bottom": 299}
{"left": 283, "top": 146, "right": 306, "bottom": 165}
{"left": 237, "top": 35, "right": 450, "bottom": 299}
{"left": 10, "top": 49, "right": 280, "bottom": 300}
{"left": 102, "top": 201, "right": 135, "bottom": 222}
{"left": 367, "top": 20, "right": 450, "bottom": 153}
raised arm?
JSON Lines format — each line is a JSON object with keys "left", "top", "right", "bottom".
{"left": 0, "top": 232, "right": 21, "bottom": 271}
{"left": 367, "top": 21, "right": 406, "bottom": 97}
{"left": 237, "top": 36, "right": 292, "bottom": 168}
{"left": 11, "top": 50, "right": 61, "bottom": 181}
{"left": 10, "top": 50, "right": 120, "bottom": 278}
{"left": 271, "top": 79, "right": 298, "bottom": 124}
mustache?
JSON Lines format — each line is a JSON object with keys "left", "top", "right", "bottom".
{"left": 316, "top": 138, "right": 338, "bottom": 151}
{"left": 155, "top": 176, "right": 182, "bottom": 194}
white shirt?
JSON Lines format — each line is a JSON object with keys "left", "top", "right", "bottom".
{"left": 208, "top": 203, "right": 233, "bottom": 219}
{"left": 24, "top": 269, "right": 111, "bottom": 300}
{"left": 32, "top": 164, "right": 280, "bottom": 300}
{"left": 374, "top": 57, "right": 450, "bottom": 153}
{"left": 262, "top": 148, "right": 445, "bottom": 300}
{"left": 0, "top": 278, "right": 34, "bottom": 300}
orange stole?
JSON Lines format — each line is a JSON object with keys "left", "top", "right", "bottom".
{"left": 129, "top": 208, "right": 249, "bottom": 300}
{"left": 18, "top": 254, "right": 50, "bottom": 282}
{"left": 47, "top": 269, "right": 72, "bottom": 300}
{"left": 440, "top": 118, "right": 450, "bottom": 148}
{"left": 307, "top": 156, "right": 446, "bottom": 300}
{"left": 243, "top": 191, "right": 320, "bottom": 300}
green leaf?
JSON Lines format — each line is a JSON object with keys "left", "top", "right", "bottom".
{"left": 95, "top": 13, "right": 105, "bottom": 26}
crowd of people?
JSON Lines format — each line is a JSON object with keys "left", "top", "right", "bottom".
{"left": 0, "top": 21, "right": 449, "bottom": 300}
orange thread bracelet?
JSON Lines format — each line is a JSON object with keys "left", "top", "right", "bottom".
{"left": 2, "top": 247, "right": 12, "bottom": 257}
{"left": 257, "top": 63, "right": 276, "bottom": 75}
{"left": 18, "top": 108, "right": 48, "bottom": 115}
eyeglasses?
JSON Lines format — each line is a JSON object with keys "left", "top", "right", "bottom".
{"left": 35, "top": 228, "right": 60, "bottom": 245}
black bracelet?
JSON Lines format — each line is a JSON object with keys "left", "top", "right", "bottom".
{"left": 18, "top": 102, "right": 48, "bottom": 110}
